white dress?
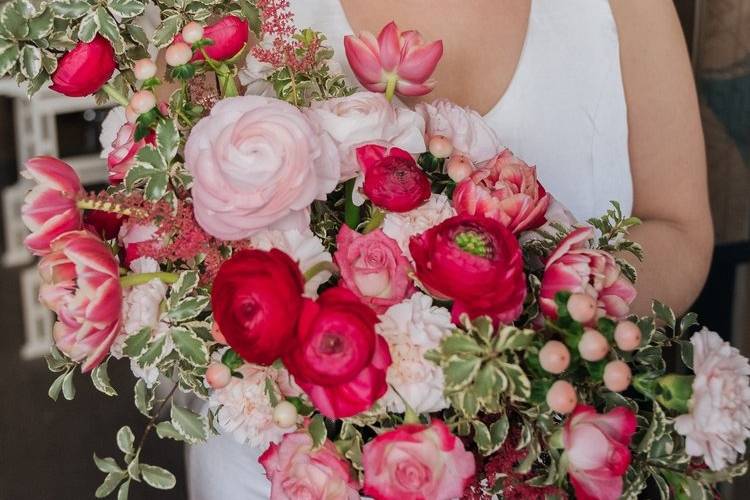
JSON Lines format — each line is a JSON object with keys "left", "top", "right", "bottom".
{"left": 186, "top": 0, "right": 633, "bottom": 498}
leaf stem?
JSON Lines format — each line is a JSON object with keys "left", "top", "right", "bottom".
{"left": 134, "top": 383, "right": 179, "bottom": 459}
{"left": 303, "top": 261, "right": 339, "bottom": 282}
{"left": 120, "top": 272, "right": 180, "bottom": 288}
{"left": 362, "top": 208, "right": 385, "bottom": 234}
{"left": 344, "top": 178, "right": 360, "bottom": 229}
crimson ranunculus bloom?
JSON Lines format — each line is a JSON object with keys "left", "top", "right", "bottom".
{"left": 357, "top": 144, "right": 431, "bottom": 213}
{"left": 211, "top": 249, "right": 305, "bottom": 365}
{"left": 179, "top": 15, "right": 249, "bottom": 62}
{"left": 283, "top": 287, "right": 392, "bottom": 419}
{"left": 409, "top": 214, "right": 526, "bottom": 325}
{"left": 50, "top": 35, "right": 116, "bottom": 97}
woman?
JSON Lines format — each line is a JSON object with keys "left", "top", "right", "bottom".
{"left": 187, "top": 0, "right": 713, "bottom": 497}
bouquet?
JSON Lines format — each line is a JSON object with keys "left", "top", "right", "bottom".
{"left": 4, "top": 0, "right": 749, "bottom": 498}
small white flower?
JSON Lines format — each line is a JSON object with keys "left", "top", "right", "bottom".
{"left": 99, "top": 107, "right": 127, "bottom": 159}
{"left": 674, "top": 328, "right": 750, "bottom": 471}
{"left": 377, "top": 293, "right": 454, "bottom": 414}
{"left": 383, "top": 193, "right": 456, "bottom": 261}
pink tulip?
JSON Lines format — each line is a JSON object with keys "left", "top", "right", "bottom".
{"left": 563, "top": 405, "right": 637, "bottom": 500}
{"left": 40, "top": 231, "right": 123, "bottom": 372}
{"left": 344, "top": 21, "right": 443, "bottom": 97}
{"left": 50, "top": 35, "right": 117, "bottom": 97}
{"left": 540, "top": 227, "right": 637, "bottom": 322}
{"left": 453, "top": 149, "right": 550, "bottom": 234}
{"left": 21, "top": 156, "right": 84, "bottom": 256}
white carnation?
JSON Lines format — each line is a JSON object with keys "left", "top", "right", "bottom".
{"left": 674, "top": 328, "right": 750, "bottom": 470}
{"left": 377, "top": 293, "right": 454, "bottom": 414}
{"left": 383, "top": 193, "right": 456, "bottom": 261}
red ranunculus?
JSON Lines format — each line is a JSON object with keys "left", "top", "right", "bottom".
{"left": 211, "top": 249, "right": 305, "bottom": 365}
{"left": 409, "top": 214, "right": 526, "bottom": 325}
{"left": 283, "top": 287, "right": 392, "bottom": 418}
{"left": 50, "top": 35, "right": 117, "bottom": 97}
{"left": 178, "top": 15, "right": 249, "bottom": 62}
{"left": 357, "top": 144, "right": 431, "bottom": 213}
{"left": 84, "top": 210, "right": 124, "bottom": 240}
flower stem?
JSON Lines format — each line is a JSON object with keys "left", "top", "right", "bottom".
{"left": 76, "top": 198, "right": 146, "bottom": 218}
{"left": 384, "top": 75, "right": 398, "bottom": 102}
{"left": 362, "top": 208, "right": 385, "bottom": 234}
{"left": 102, "top": 84, "right": 130, "bottom": 107}
{"left": 120, "top": 272, "right": 180, "bottom": 288}
{"left": 303, "top": 261, "right": 339, "bottom": 282}
{"left": 344, "top": 179, "right": 360, "bottom": 229}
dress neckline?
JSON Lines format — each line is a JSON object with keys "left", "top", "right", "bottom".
{"left": 332, "top": 0, "right": 537, "bottom": 118}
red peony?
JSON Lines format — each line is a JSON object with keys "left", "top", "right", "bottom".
{"left": 357, "top": 144, "right": 431, "bottom": 212}
{"left": 178, "top": 15, "right": 249, "bottom": 62}
{"left": 211, "top": 249, "right": 305, "bottom": 365}
{"left": 409, "top": 214, "right": 526, "bottom": 325}
{"left": 283, "top": 287, "right": 392, "bottom": 419}
{"left": 50, "top": 35, "right": 116, "bottom": 97}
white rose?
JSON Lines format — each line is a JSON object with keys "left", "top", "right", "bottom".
{"left": 382, "top": 193, "right": 456, "bottom": 261}
{"left": 305, "top": 91, "right": 426, "bottom": 180}
{"left": 674, "top": 328, "right": 750, "bottom": 471}
{"left": 416, "top": 99, "right": 502, "bottom": 162}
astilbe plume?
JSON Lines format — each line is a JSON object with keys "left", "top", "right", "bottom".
{"left": 252, "top": 0, "right": 321, "bottom": 72}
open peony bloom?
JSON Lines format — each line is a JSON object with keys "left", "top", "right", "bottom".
{"left": 177, "top": 15, "right": 249, "bottom": 62}
{"left": 39, "top": 231, "right": 123, "bottom": 373}
{"left": 50, "top": 35, "right": 117, "bottom": 97}
{"left": 362, "top": 419, "right": 475, "bottom": 500}
{"left": 344, "top": 21, "right": 443, "bottom": 97}
{"left": 453, "top": 149, "right": 550, "bottom": 234}
{"left": 562, "top": 405, "right": 637, "bottom": 500}
{"left": 674, "top": 328, "right": 750, "bottom": 471}
{"left": 260, "top": 430, "right": 361, "bottom": 500}
{"left": 21, "top": 156, "right": 84, "bottom": 256}
{"left": 357, "top": 144, "right": 431, "bottom": 213}
{"left": 540, "top": 227, "right": 637, "bottom": 321}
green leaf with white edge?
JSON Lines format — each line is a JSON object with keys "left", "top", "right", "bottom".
{"left": 444, "top": 357, "right": 482, "bottom": 392}
{"left": 126, "top": 23, "right": 148, "bottom": 47}
{"left": 499, "top": 362, "right": 531, "bottom": 400}
{"left": 77, "top": 11, "right": 98, "bottom": 42}
{"left": 169, "top": 296, "right": 209, "bottom": 322}
{"left": 155, "top": 421, "right": 185, "bottom": 441}
{"left": 27, "top": 9, "right": 54, "bottom": 40}
{"left": 679, "top": 340, "right": 694, "bottom": 370}
{"left": 156, "top": 119, "right": 179, "bottom": 162}
{"left": 40, "top": 49, "right": 57, "bottom": 74}
{"left": 123, "top": 327, "right": 151, "bottom": 358}
{"left": 94, "top": 454, "right": 122, "bottom": 474}
{"left": 0, "top": 2, "right": 29, "bottom": 39}
{"left": 651, "top": 472, "right": 670, "bottom": 500}
{"left": 495, "top": 326, "right": 534, "bottom": 351}
{"left": 169, "top": 271, "right": 199, "bottom": 306}
{"left": 152, "top": 14, "right": 182, "bottom": 48}
{"left": 48, "top": 372, "right": 66, "bottom": 401}
{"left": 440, "top": 334, "right": 485, "bottom": 356}
{"left": 0, "top": 41, "right": 19, "bottom": 77}
{"left": 678, "top": 312, "right": 698, "bottom": 337}
{"left": 117, "top": 480, "right": 130, "bottom": 500}
{"left": 107, "top": 0, "right": 144, "bottom": 19}
{"left": 96, "top": 7, "right": 124, "bottom": 54}
{"left": 309, "top": 414, "right": 327, "bottom": 449}
{"left": 140, "top": 464, "right": 177, "bottom": 490}
{"left": 92, "top": 359, "right": 118, "bottom": 396}
{"left": 652, "top": 301, "right": 676, "bottom": 330}
{"left": 95, "top": 471, "right": 127, "bottom": 498}
{"left": 117, "top": 426, "right": 135, "bottom": 454}
{"left": 171, "top": 326, "right": 209, "bottom": 366}
{"left": 127, "top": 456, "right": 140, "bottom": 481}
{"left": 50, "top": 0, "right": 91, "bottom": 19}
{"left": 136, "top": 335, "right": 169, "bottom": 368}
{"left": 45, "top": 353, "right": 69, "bottom": 372}
{"left": 62, "top": 368, "right": 76, "bottom": 400}
{"left": 472, "top": 420, "right": 493, "bottom": 455}
{"left": 473, "top": 362, "right": 498, "bottom": 401}
{"left": 637, "top": 403, "right": 667, "bottom": 454}
{"left": 489, "top": 413, "right": 509, "bottom": 450}
{"left": 20, "top": 44, "right": 41, "bottom": 79}
{"left": 134, "top": 378, "right": 154, "bottom": 417}
{"left": 171, "top": 405, "right": 208, "bottom": 444}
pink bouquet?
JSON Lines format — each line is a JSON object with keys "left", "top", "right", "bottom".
{"left": 6, "top": 1, "right": 749, "bottom": 499}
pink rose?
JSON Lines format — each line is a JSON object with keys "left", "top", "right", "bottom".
{"left": 107, "top": 123, "right": 155, "bottom": 184}
{"left": 335, "top": 225, "right": 415, "bottom": 313}
{"left": 260, "top": 430, "right": 361, "bottom": 500}
{"left": 540, "top": 227, "right": 637, "bottom": 321}
{"left": 362, "top": 420, "right": 475, "bottom": 500}
{"left": 185, "top": 96, "right": 340, "bottom": 240}
{"left": 563, "top": 405, "right": 637, "bottom": 500}
{"left": 453, "top": 149, "right": 550, "bottom": 234}
{"left": 415, "top": 100, "right": 501, "bottom": 162}
{"left": 21, "top": 156, "right": 84, "bottom": 256}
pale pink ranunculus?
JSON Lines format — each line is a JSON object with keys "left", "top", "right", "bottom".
{"left": 21, "top": 156, "right": 84, "bottom": 256}
{"left": 39, "top": 231, "right": 123, "bottom": 372}
{"left": 259, "top": 430, "right": 361, "bottom": 500}
{"left": 344, "top": 21, "right": 443, "bottom": 97}
{"left": 563, "top": 405, "right": 637, "bottom": 500}
{"left": 305, "top": 92, "right": 426, "bottom": 180}
{"left": 415, "top": 100, "right": 502, "bottom": 162}
{"left": 540, "top": 227, "right": 637, "bottom": 321}
{"left": 334, "top": 225, "right": 415, "bottom": 313}
{"left": 107, "top": 123, "right": 155, "bottom": 184}
{"left": 185, "top": 96, "right": 340, "bottom": 240}
{"left": 453, "top": 149, "right": 550, "bottom": 234}
{"left": 362, "top": 419, "right": 475, "bottom": 500}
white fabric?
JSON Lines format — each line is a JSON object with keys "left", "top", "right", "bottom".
{"left": 187, "top": 1, "right": 634, "bottom": 498}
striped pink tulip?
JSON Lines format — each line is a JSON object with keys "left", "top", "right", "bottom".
{"left": 21, "top": 156, "right": 84, "bottom": 256}
{"left": 344, "top": 21, "right": 443, "bottom": 97}
{"left": 540, "top": 227, "right": 637, "bottom": 322}
{"left": 40, "top": 231, "right": 122, "bottom": 372}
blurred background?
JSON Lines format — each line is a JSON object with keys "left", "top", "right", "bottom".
{"left": 0, "top": 0, "right": 748, "bottom": 498}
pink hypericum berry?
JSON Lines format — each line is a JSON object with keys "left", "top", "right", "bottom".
{"left": 567, "top": 293, "right": 598, "bottom": 324}
{"left": 165, "top": 42, "right": 193, "bottom": 67}
{"left": 547, "top": 380, "right": 577, "bottom": 414}
{"left": 539, "top": 340, "right": 571, "bottom": 375}
{"left": 182, "top": 22, "right": 204, "bottom": 44}
{"left": 614, "top": 321, "right": 642, "bottom": 352}
{"left": 603, "top": 360, "right": 632, "bottom": 392}
{"left": 445, "top": 154, "right": 474, "bottom": 183}
{"left": 206, "top": 362, "right": 232, "bottom": 389}
{"left": 428, "top": 135, "right": 454, "bottom": 159}
{"left": 272, "top": 400, "right": 298, "bottom": 428}
{"left": 129, "top": 90, "right": 156, "bottom": 115}
{"left": 133, "top": 59, "right": 157, "bottom": 81}
{"left": 578, "top": 328, "right": 610, "bottom": 362}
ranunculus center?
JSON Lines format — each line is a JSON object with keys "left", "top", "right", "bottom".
{"left": 454, "top": 230, "right": 491, "bottom": 257}
{"left": 234, "top": 298, "right": 262, "bottom": 329}
{"left": 319, "top": 332, "right": 346, "bottom": 355}
{"left": 394, "top": 460, "right": 431, "bottom": 491}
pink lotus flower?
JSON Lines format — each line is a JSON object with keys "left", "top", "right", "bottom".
{"left": 362, "top": 419, "right": 475, "bottom": 500}
{"left": 453, "top": 150, "right": 550, "bottom": 234}
{"left": 50, "top": 35, "right": 117, "bottom": 97}
{"left": 540, "top": 227, "right": 637, "bottom": 321}
{"left": 335, "top": 225, "right": 415, "bottom": 313}
{"left": 39, "top": 231, "right": 123, "bottom": 372}
{"left": 21, "top": 156, "right": 84, "bottom": 256}
{"left": 107, "top": 122, "right": 155, "bottom": 184}
{"left": 259, "top": 430, "right": 361, "bottom": 500}
{"left": 344, "top": 21, "right": 443, "bottom": 97}
{"left": 563, "top": 405, "right": 637, "bottom": 500}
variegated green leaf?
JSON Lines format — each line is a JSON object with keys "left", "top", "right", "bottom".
{"left": 140, "top": 464, "right": 176, "bottom": 490}
{"left": 152, "top": 14, "right": 182, "bottom": 48}
{"left": 107, "top": 0, "right": 145, "bottom": 19}
{"left": 171, "top": 326, "right": 209, "bottom": 366}
{"left": 94, "top": 454, "right": 122, "bottom": 473}
{"left": 134, "top": 378, "right": 154, "bottom": 417}
{"left": 170, "top": 405, "right": 208, "bottom": 444}
{"left": 444, "top": 357, "right": 481, "bottom": 392}
{"left": 95, "top": 471, "right": 127, "bottom": 498}
{"left": 156, "top": 119, "right": 179, "bottom": 161}
{"left": 77, "top": 11, "right": 98, "bottom": 42}
{"left": 123, "top": 327, "right": 151, "bottom": 357}
{"left": 27, "top": 9, "right": 54, "bottom": 40}
{"left": 0, "top": 41, "right": 19, "bottom": 77}
{"left": 0, "top": 2, "right": 29, "bottom": 39}
{"left": 168, "top": 271, "right": 199, "bottom": 307}
{"left": 136, "top": 335, "right": 169, "bottom": 367}
{"left": 91, "top": 359, "right": 118, "bottom": 396}
{"left": 96, "top": 7, "right": 124, "bottom": 54}
{"left": 155, "top": 421, "right": 185, "bottom": 441}
{"left": 20, "top": 44, "right": 41, "bottom": 79}
{"left": 50, "top": 0, "right": 92, "bottom": 20}
{"left": 116, "top": 425, "right": 135, "bottom": 454}
{"left": 168, "top": 296, "right": 209, "bottom": 322}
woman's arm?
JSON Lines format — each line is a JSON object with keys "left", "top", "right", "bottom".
{"left": 610, "top": 0, "right": 714, "bottom": 315}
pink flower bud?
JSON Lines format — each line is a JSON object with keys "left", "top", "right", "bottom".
{"left": 182, "top": 22, "right": 204, "bottom": 44}
{"left": 539, "top": 340, "right": 571, "bottom": 374}
{"left": 176, "top": 15, "right": 248, "bottom": 62}
{"left": 567, "top": 293, "right": 597, "bottom": 324}
{"left": 50, "top": 35, "right": 116, "bottom": 97}
{"left": 129, "top": 90, "right": 156, "bottom": 115}
{"left": 578, "top": 328, "right": 610, "bottom": 362}
{"left": 272, "top": 400, "right": 298, "bottom": 428}
{"left": 428, "top": 135, "right": 453, "bottom": 159}
{"left": 133, "top": 59, "right": 157, "bottom": 81}
{"left": 165, "top": 42, "right": 193, "bottom": 67}
{"left": 206, "top": 362, "right": 232, "bottom": 389}
{"left": 614, "top": 321, "right": 641, "bottom": 352}
{"left": 547, "top": 380, "right": 577, "bottom": 414}
{"left": 603, "top": 360, "right": 632, "bottom": 392}
{"left": 445, "top": 154, "right": 474, "bottom": 183}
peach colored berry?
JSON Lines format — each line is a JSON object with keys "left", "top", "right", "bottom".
{"left": 272, "top": 400, "right": 298, "bottom": 428}
{"left": 614, "top": 320, "right": 642, "bottom": 352}
{"left": 165, "top": 42, "right": 193, "bottom": 67}
{"left": 428, "top": 135, "right": 454, "bottom": 159}
{"left": 603, "top": 360, "right": 632, "bottom": 392}
{"left": 206, "top": 363, "right": 232, "bottom": 389}
{"left": 567, "top": 293, "right": 597, "bottom": 324}
{"left": 133, "top": 59, "right": 157, "bottom": 81}
{"left": 445, "top": 154, "right": 474, "bottom": 183}
{"left": 578, "top": 328, "right": 610, "bottom": 362}
{"left": 129, "top": 90, "right": 156, "bottom": 115}
{"left": 539, "top": 340, "right": 571, "bottom": 375}
{"left": 547, "top": 380, "right": 577, "bottom": 414}
{"left": 182, "top": 22, "right": 204, "bottom": 44}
